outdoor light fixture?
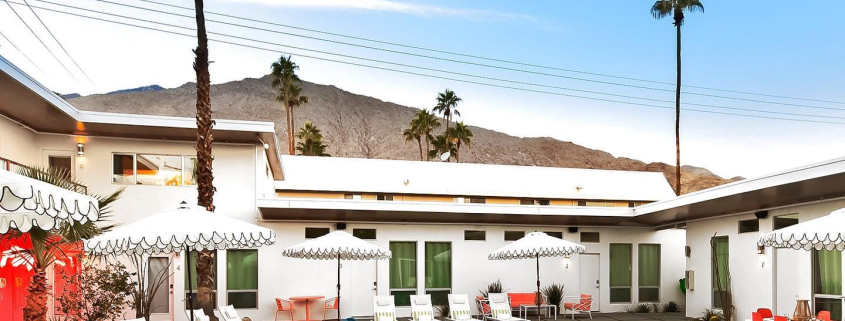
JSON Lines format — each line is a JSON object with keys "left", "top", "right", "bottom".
{"left": 563, "top": 254, "right": 571, "bottom": 269}
{"left": 757, "top": 245, "right": 765, "bottom": 255}
{"left": 757, "top": 245, "right": 766, "bottom": 267}
{"left": 76, "top": 143, "right": 84, "bottom": 156}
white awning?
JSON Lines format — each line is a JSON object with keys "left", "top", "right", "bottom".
{"left": 282, "top": 230, "right": 391, "bottom": 260}
{"left": 0, "top": 170, "right": 99, "bottom": 233}
{"left": 489, "top": 231, "right": 586, "bottom": 260}
{"left": 758, "top": 207, "right": 845, "bottom": 251}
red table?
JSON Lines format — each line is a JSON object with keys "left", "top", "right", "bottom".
{"left": 290, "top": 295, "right": 325, "bottom": 321}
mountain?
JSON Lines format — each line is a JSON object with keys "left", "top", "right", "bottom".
{"left": 106, "top": 85, "right": 164, "bottom": 95}
{"left": 69, "top": 75, "right": 741, "bottom": 194}
{"left": 60, "top": 93, "right": 81, "bottom": 99}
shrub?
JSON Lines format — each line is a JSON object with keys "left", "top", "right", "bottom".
{"left": 663, "top": 301, "right": 684, "bottom": 313}
{"left": 58, "top": 261, "right": 135, "bottom": 321}
{"left": 541, "top": 283, "right": 565, "bottom": 308}
{"left": 626, "top": 303, "right": 652, "bottom": 313}
{"left": 435, "top": 305, "right": 450, "bottom": 320}
{"left": 480, "top": 280, "right": 505, "bottom": 298}
{"left": 700, "top": 308, "right": 724, "bottom": 321}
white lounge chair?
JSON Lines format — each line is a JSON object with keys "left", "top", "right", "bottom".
{"left": 486, "top": 294, "right": 528, "bottom": 321}
{"left": 182, "top": 308, "right": 211, "bottom": 321}
{"left": 447, "top": 294, "right": 483, "bottom": 321}
{"left": 374, "top": 296, "right": 397, "bottom": 321}
{"left": 411, "top": 294, "right": 435, "bottom": 321}
{"left": 218, "top": 305, "right": 243, "bottom": 321}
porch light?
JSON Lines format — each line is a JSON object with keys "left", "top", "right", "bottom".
{"left": 76, "top": 143, "right": 84, "bottom": 156}
{"left": 757, "top": 245, "right": 765, "bottom": 255}
{"left": 563, "top": 254, "right": 571, "bottom": 269}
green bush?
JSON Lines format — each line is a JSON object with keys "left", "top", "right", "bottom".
{"left": 663, "top": 301, "right": 683, "bottom": 312}
{"left": 700, "top": 308, "right": 723, "bottom": 321}
{"left": 480, "top": 280, "right": 505, "bottom": 298}
{"left": 626, "top": 303, "right": 652, "bottom": 313}
{"left": 541, "top": 283, "right": 565, "bottom": 308}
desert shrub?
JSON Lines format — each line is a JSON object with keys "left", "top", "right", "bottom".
{"left": 700, "top": 308, "right": 724, "bottom": 321}
{"left": 663, "top": 301, "right": 683, "bottom": 312}
{"left": 58, "top": 262, "right": 135, "bottom": 321}
{"left": 541, "top": 283, "right": 565, "bottom": 308}
{"left": 626, "top": 303, "right": 652, "bottom": 313}
{"left": 480, "top": 280, "right": 505, "bottom": 298}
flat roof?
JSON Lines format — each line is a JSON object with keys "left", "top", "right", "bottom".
{"left": 0, "top": 54, "right": 284, "bottom": 179}
{"left": 274, "top": 155, "right": 677, "bottom": 201}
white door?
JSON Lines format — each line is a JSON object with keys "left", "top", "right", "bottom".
{"left": 148, "top": 257, "right": 174, "bottom": 321}
{"left": 579, "top": 254, "right": 600, "bottom": 311}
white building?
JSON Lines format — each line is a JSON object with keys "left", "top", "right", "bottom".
{"left": 1, "top": 53, "right": 843, "bottom": 321}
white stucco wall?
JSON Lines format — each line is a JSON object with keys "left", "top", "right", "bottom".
{"left": 684, "top": 198, "right": 845, "bottom": 320}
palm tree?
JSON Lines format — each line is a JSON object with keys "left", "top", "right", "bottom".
{"left": 296, "top": 121, "right": 331, "bottom": 156}
{"left": 428, "top": 134, "right": 457, "bottom": 162}
{"left": 446, "top": 121, "right": 473, "bottom": 162}
{"left": 1, "top": 166, "right": 123, "bottom": 321}
{"left": 432, "top": 89, "right": 461, "bottom": 130}
{"left": 414, "top": 109, "right": 441, "bottom": 160}
{"left": 651, "top": 0, "right": 704, "bottom": 195}
{"left": 271, "top": 55, "right": 308, "bottom": 155}
{"left": 193, "top": 0, "right": 218, "bottom": 319}
{"left": 402, "top": 124, "right": 423, "bottom": 161}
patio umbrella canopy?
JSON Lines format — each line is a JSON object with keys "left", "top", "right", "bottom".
{"left": 84, "top": 201, "right": 276, "bottom": 320}
{"left": 282, "top": 230, "right": 391, "bottom": 321}
{"left": 489, "top": 232, "right": 587, "bottom": 321}
{"left": 0, "top": 170, "right": 99, "bottom": 233}
{"left": 758, "top": 207, "right": 845, "bottom": 251}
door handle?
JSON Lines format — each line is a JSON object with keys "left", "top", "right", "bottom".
{"left": 595, "top": 280, "right": 600, "bottom": 288}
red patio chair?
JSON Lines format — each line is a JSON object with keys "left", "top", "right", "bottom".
{"left": 563, "top": 294, "right": 593, "bottom": 320}
{"left": 324, "top": 297, "right": 339, "bottom": 320}
{"left": 758, "top": 309, "right": 774, "bottom": 319}
{"left": 818, "top": 311, "right": 832, "bottom": 321}
{"left": 752, "top": 312, "right": 763, "bottom": 321}
{"left": 774, "top": 316, "right": 787, "bottom": 321}
{"left": 275, "top": 298, "right": 295, "bottom": 321}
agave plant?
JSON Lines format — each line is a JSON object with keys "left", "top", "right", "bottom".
{"left": 480, "top": 279, "right": 505, "bottom": 298}
{"left": 626, "top": 303, "right": 653, "bottom": 313}
{"left": 663, "top": 301, "right": 683, "bottom": 313}
{"left": 541, "top": 283, "right": 565, "bottom": 309}
{"left": 700, "top": 308, "right": 724, "bottom": 321}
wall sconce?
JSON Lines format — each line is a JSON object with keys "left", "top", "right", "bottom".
{"left": 757, "top": 245, "right": 766, "bottom": 267}
{"left": 757, "top": 245, "right": 765, "bottom": 255}
{"left": 563, "top": 255, "right": 571, "bottom": 269}
{"left": 76, "top": 143, "right": 84, "bottom": 156}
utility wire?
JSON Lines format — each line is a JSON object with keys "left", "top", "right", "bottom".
{"left": 129, "top": 0, "right": 845, "bottom": 106}
{"left": 8, "top": 0, "right": 845, "bottom": 126}
{"left": 22, "top": 0, "right": 845, "bottom": 119}
{"left": 3, "top": 0, "right": 79, "bottom": 83}
{"left": 0, "top": 29, "right": 47, "bottom": 75}
{"left": 21, "top": 0, "right": 94, "bottom": 86}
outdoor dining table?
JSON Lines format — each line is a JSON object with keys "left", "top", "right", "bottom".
{"left": 290, "top": 295, "right": 326, "bottom": 321}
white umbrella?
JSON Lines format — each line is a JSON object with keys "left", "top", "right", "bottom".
{"left": 282, "top": 230, "right": 391, "bottom": 321}
{"left": 758, "top": 207, "right": 845, "bottom": 251}
{"left": 489, "top": 232, "right": 586, "bottom": 321}
{"left": 85, "top": 201, "right": 276, "bottom": 321}
{"left": 0, "top": 170, "right": 99, "bottom": 233}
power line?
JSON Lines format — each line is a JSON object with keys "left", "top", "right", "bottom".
{"left": 21, "top": 0, "right": 94, "bottom": 86}
{"left": 24, "top": 0, "right": 845, "bottom": 119}
{"left": 129, "top": 0, "right": 845, "bottom": 106}
{"left": 0, "top": 29, "right": 47, "bottom": 75}
{"left": 3, "top": 0, "right": 79, "bottom": 83}
{"left": 9, "top": 0, "right": 845, "bottom": 126}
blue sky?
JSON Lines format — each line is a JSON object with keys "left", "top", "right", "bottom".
{"left": 0, "top": 0, "right": 843, "bottom": 178}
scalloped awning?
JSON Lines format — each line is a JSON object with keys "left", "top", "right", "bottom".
{"left": 758, "top": 207, "right": 845, "bottom": 251}
{"left": 0, "top": 170, "right": 99, "bottom": 234}
{"left": 489, "top": 231, "right": 586, "bottom": 260}
{"left": 282, "top": 230, "right": 391, "bottom": 260}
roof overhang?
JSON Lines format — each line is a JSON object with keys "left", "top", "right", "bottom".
{"left": 258, "top": 198, "right": 637, "bottom": 226}
{"left": 630, "top": 157, "right": 845, "bottom": 226}
{"left": 0, "top": 54, "right": 284, "bottom": 179}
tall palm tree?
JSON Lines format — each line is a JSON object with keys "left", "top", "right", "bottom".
{"left": 432, "top": 89, "right": 461, "bottom": 130}
{"left": 402, "top": 121, "right": 423, "bottom": 161}
{"left": 446, "top": 121, "right": 473, "bottom": 162}
{"left": 414, "top": 109, "right": 440, "bottom": 160}
{"left": 428, "top": 134, "right": 457, "bottom": 162}
{"left": 271, "top": 55, "right": 308, "bottom": 155}
{"left": 296, "top": 121, "right": 331, "bottom": 156}
{"left": 1, "top": 166, "right": 123, "bottom": 321}
{"left": 193, "top": 0, "right": 217, "bottom": 319}
{"left": 651, "top": 0, "right": 704, "bottom": 195}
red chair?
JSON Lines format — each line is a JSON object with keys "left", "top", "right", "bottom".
{"left": 563, "top": 294, "right": 593, "bottom": 320}
{"left": 752, "top": 312, "right": 763, "bottom": 321}
{"left": 758, "top": 309, "right": 774, "bottom": 319}
{"left": 818, "top": 311, "right": 832, "bottom": 321}
{"left": 275, "top": 298, "right": 295, "bottom": 321}
{"left": 775, "top": 316, "right": 788, "bottom": 321}
{"left": 323, "top": 297, "right": 339, "bottom": 320}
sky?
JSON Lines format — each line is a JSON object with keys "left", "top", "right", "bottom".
{"left": 0, "top": 0, "right": 843, "bottom": 179}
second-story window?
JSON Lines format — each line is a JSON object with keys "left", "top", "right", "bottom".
{"left": 377, "top": 194, "right": 394, "bottom": 201}
{"left": 112, "top": 153, "right": 197, "bottom": 186}
{"left": 468, "top": 197, "right": 486, "bottom": 204}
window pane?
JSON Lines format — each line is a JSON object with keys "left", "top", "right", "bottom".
{"left": 48, "top": 156, "right": 72, "bottom": 180}
{"left": 353, "top": 229, "right": 377, "bottom": 240}
{"left": 392, "top": 290, "right": 415, "bottom": 307}
{"left": 425, "top": 242, "right": 451, "bottom": 289}
{"left": 389, "top": 242, "right": 417, "bottom": 289}
{"left": 814, "top": 250, "right": 842, "bottom": 295}
{"left": 426, "top": 290, "right": 451, "bottom": 306}
{"left": 464, "top": 230, "right": 485, "bottom": 241}
{"left": 137, "top": 155, "right": 183, "bottom": 186}
{"left": 638, "top": 244, "right": 660, "bottom": 287}
{"left": 580, "top": 232, "right": 600, "bottom": 243}
{"left": 545, "top": 232, "right": 563, "bottom": 239}
{"left": 184, "top": 157, "right": 197, "bottom": 186}
{"left": 609, "top": 244, "right": 632, "bottom": 287}
{"left": 305, "top": 227, "right": 330, "bottom": 239}
{"left": 228, "top": 292, "right": 257, "bottom": 309}
{"left": 505, "top": 231, "right": 525, "bottom": 241}
{"left": 112, "top": 154, "right": 135, "bottom": 184}
{"left": 469, "top": 198, "right": 486, "bottom": 204}
{"left": 610, "top": 288, "right": 631, "bottom": 303}
{"left": 148, "top": 258, "right": 170, "bottom": 313}
{"left": 738, "top": 219, "right": 759, "bottom": 233}
{"left": 227, "top": 250, "right": 258, "bottom": 290}
{"left": 639, "top": 288, "right": 659, "bottom": 303}
{"left": 815, "top": 298, "right": 842, "bottom": 321}
{"left": 774, "top": 214, "right": 799, "bottom": 230}
{"left": 711, "top": 237, "right": 729, "bottom": 289}
{"left": 520, "top": 199, "right": 534, "bottom": 205}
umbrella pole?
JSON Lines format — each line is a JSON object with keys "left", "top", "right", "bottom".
{"left": 187, "top": 245, "right": 195, "bottom": 321}
{"left": 338, "top": 254, "right": 342, "bottom": 321}
{"left": 536, "top": 253, "right": 540, "bottom": 321}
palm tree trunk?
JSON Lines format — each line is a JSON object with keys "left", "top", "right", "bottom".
{"left": 417, "top": 138, "right": 423, "bottom": 161}
{"left": 455, "top": 142, "right": 461, "bottom": 163}
{"left": 674, "top": 22, "right": 682, "bottom": 196}
{"left": 22, "top": 269, "right": 48, "bottom": 321}
{"left": 289, "top": 104, "right": 296, "bottom": 155}
{"left": 193, "top": 0, "right": 218, "bottom": 319}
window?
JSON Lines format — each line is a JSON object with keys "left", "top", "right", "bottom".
{"left": 112, "top": 153, "right": 196, "bottom": 186}
{"left": 389, "top": 242, "right": 417, "bottom": 306}
{"left": 468, "top": 198, "right": 486, "bottom": 204}
{"left": 628, "top": 202, "right": 636, "bottom": 208}
{"left": 48, "top": 155, "right": 72, "bottom": 180}
{"left": 586, "top": 201, "right": 607, "bottom": 207}
{"left": 609, "top": 243, "right": 632, "bottom": 303}
{"left": 813, "top": 250, "right": 842, "bottom": 321}
{"left": 353, "top": 228, "right": 377, "bottom": 240}
{"left": 638, "top": 244, "right": 661, "bottom": 302}
{"left": 227, "top": 250, "right": 258, "bottom": 309}
{"left": 504, "top": 231, "right": 525, "bottom": 241}
{"left": 185, "top": 251, "right": 217, "bottom": 310}
{"left": 580, "top": 232, "right": 600, "bottom": 243}
{"left": 464, "top": 230, "right": 486, "bottom": 241}
{"left": 738, "top": 219, "right": 759, "bottom": 233}
{"left": 425, "top": 242, "right": 451, "bottom": 306}
{"left": 577, "top": 201, "right": 587, "bottom": 207}
{"left": 774, "top": 214, "right": 799, "bottom": 230}
{"left": 344, "top": 194, "right": 354, "bottom": 200}
{"left": 536, "top": 199, "right": 551, "bottom": 206}
{"left": 545, "top": 232, "right": 563, "bottom": 239}
{"left": 520, "top": 199, "right": 534, "bottom": 205}
{"left": 148, "top": 257, "right": 170, "bottom": 313}
{"left": 711, "top": 236, "right": 729, "bottom": 309}
{"left": 305, "top": 227, "right": 330, "bottom": 239}
{"left": 377, "top": 194, "right": 394, "bottom": 201}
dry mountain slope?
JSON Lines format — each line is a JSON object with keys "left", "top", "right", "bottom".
{"left": 69, "top": 75, "right": 740, "bottom": 194}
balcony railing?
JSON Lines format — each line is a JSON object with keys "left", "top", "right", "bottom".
{"left": 0, "top": 156, "right": 88, "bottom": 195}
